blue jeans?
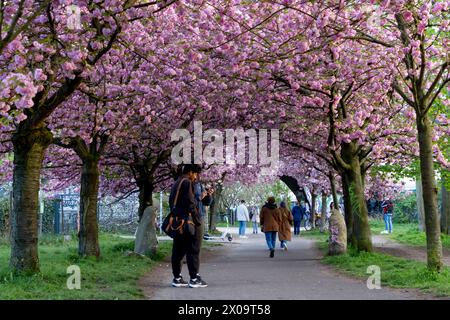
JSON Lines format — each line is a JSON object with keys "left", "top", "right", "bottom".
{"left": 384, "top": 214, "right": 393, "bottom": 233}
{"left": 252, "top": 221, "right": 258, "bottom": 233}
{"left": 239, "top": 221, "right": 246, "bottom": 236}
{"left": 265, "top": 231, "right": 277, "bottom": 250}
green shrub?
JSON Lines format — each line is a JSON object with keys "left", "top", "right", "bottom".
{"left": 393, "top": 193, "right": 417, "bottom": 224}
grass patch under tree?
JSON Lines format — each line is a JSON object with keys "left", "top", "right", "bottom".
{"left": 323, "top": 248, "right": 450, "bottom": 297}
{"left": 0, "top": 233, "right": 172, "bottom": 300}
{"left": 301, "top": 219, "right": 450, "bottom": 297}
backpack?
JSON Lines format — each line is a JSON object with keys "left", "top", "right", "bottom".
{"left": 383, "top": 201, "right": 393, "bottom": 214}
{"left": 162, "top": 178, "right": 196, "bottom": 238}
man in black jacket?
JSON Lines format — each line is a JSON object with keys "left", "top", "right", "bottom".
{"left": 169, "top": 164, "right": 209, "bottom": 288}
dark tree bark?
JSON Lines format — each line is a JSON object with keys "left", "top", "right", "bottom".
{"left": 328, "top": 173, "right": 339, "bottom": 208}
{"left": 131, "top": 152, "right": 170, "bottom": 257}
{"left": 320, "top": 192, "right": 328, "bottom": 233}
{"left": 341, "top": 173, "right": 355, "bottom": 247}
{"left": 10, "top": 126, "right": 52, "bottom": 273}
{"left": 310, "top": 192, "right": 317, "bottom": 228}
{"left": 55, "top": 135, "right": 107, "bottom": 258}
{"left": 138, "top": 178, "right": 154, "bottom": 221}
{"left": 341, "top": 142, "right": 372, "bottom": 252}
{"left": 209, "top": 182, "right": 223, "bottom": 233}
{"left": 416, "top": 116, "right": 443, "bottom": 271}
{"left": 78, "top": 157, "right": 100, "bottom": 257}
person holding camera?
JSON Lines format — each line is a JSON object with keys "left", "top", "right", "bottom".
{"left": 169, "top": 164, "right": 210, "bottom": 288}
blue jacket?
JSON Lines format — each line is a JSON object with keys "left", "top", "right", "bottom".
{"left": 292, "top": 205, "right": 303, "bottom": 221}
{"left": 193, "top": 181, "right": 212, "bottom": 220}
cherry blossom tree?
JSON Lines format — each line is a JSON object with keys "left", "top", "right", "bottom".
{"left": 352, "top": 0, "right": 450, "bottom": 271}
{"left": 1, "top": 0, "right": 179, "bottom": 273}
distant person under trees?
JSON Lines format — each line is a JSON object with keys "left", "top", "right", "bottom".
{"left": 381, "top": 199, "right": 394, "bottom": 234}
{"left": 236, "top": 200, "right": 250, "bottom": 238}
{"left": 260, "top": 197, "right": 282, "bottom": 258}
{"left": 292, "top": 202, "right": 302, "bottom": 236}
{"left": 251, "top": 207, "right": 260, "bottom": 234}
{"left": 278, "top": 202, "right": 293, "bottom": 250}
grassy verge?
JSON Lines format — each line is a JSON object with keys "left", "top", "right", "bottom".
{"left": 302, "top": 224, "right": 450, "bottom": 297}
{"left": 298, "top": 228, "right": 329, "bottom": 243}
{"left": 323, "top": 248, "right": 450, "bottom": 297}
{"left": 0, "top": 233, "right": 172, "bottom": 300}
{"left": 370, "top": 219, "right": 450, "bottom": 249}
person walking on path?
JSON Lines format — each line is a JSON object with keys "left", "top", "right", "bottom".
{"left": 300, "top": 202, "right": 308, "bottom": 229}
{"left": 260, "top": 197, "right": 282, "bottom": 258}
{"left": 251, "top": 207, "right": 260, "bottom": 234}
{"left": 278, "top": 202, "right": 293, "bottom": 250}
{"left": 236, "top": 200, "right": 250, "bottom": 238}
{"left": 169, "top": 164, "right": 208, "bottom": 289}
{"left": 381, "top": 198, "right": 394, "bottom": 234}
{"left": 292, "top": 202, "right": 302, "bottom": 235}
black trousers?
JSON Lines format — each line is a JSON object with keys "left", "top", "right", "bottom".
{"left": 293, "top": 220, "right": 301, "bottom": 235}
{"left": 171, "top": 225, "right": 203, "bottom": 279}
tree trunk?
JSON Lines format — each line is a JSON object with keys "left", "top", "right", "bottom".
{"left": 10, "top": 127, "right": 52, "bottom": 273}
{"left": 416, "top": 115, "right": 443, "bottom": 271}
{"left": 416, "top": 179, "right": 426, "bottom": 232}
{"left": 348, "top": 166, "right": 372, "bottom": 252}
{"left": 138, "top": 179, "right": 153, "bottom": 221}
{"left": 341, "top": 143, "right": 372, "bottom": 252}
{"left": 341, "top": 173, "right": 356, "bottom": 247}
{"left": 134, "top": 178, "right": 157, "bottom": 256}
{"left": 209, "top": 183, "right": 223, "bottom": 233}
{"left": 441, "top": 179, "right": 450, "bottom": 235}
{"left": 78, "top": 158, "right": 100, "bottom": 257}
{"left": 320, "top": 193, "right": 328, "bottom": 233}
{"left": 311, "top": 193, "right": 317, "bottom": 228}
{"left": 329, "top": 173, "right": 339, "bottom": 208}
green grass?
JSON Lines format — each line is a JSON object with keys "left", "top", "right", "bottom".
{"left": 301, "top": 220, "right": 450, "bottom": 297}
{"left": 370, "top": 219, "right": 450, "bottom": 249}
{"left": 0, "top": 233, "right": 172, "bottom": 300}
{"left": 323, "top": 248, "right": 450, "bottom": 297}
{"left": 298, "top": 228, "right": 329, "bottom": 242}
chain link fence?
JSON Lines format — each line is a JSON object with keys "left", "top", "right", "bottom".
{"left": 0, "top": 192, "right": 142, "bottom": 237}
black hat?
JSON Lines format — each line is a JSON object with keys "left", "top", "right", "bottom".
{"left": 182, "top": 164, "right": 202, "bottom": 174}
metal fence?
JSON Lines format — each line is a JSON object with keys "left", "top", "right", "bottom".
{"left": 0, "top": 192, "right": 141, "bottom": 237}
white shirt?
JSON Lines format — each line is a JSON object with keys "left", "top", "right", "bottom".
{"left": 236, "top": 204, "right": 250, "bottom": 221}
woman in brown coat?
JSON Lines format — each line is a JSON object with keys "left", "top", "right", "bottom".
{"left": 260, "top": 197, "right": 282, "bottom": 258}
{"left": 278, "top": 202, "right": 293, "bottom": 250}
